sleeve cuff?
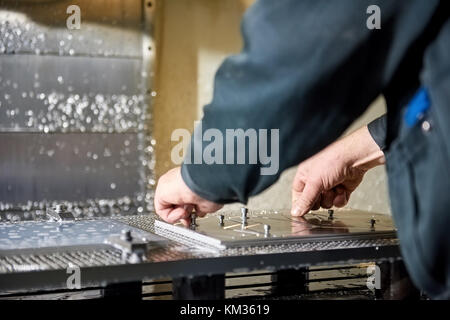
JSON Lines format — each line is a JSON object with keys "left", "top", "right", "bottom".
{"left": 367, "top": 114, "right": 387, "bottom": 151}
{"left": 180, "top": 163, "right": 240, "bottom": 205}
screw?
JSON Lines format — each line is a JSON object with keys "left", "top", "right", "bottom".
{"left": 241, "top": 207, "right": 248, "bottom": 225}
{"left": 328, "top": 209, "right": 334, "bottom": 219}
{"left": 190, "top": 213, "right": 197, "bottom": 228}
{"left": 121, "top": 229, "right": 132, "bottom": 242}
{"left": 370, "top": 217, "right": 376, "bottom": 229}
{"left": 55, "top": 203, "right": 67, "bottom": 213}
{"left": 219, "top": 214, "right": 224, "bottom": 226}
{"left": 264, "top": 224, "right": 271, "bottom": 237}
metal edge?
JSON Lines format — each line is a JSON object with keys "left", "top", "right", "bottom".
{"left": 0, "top": 244, "right": 402, "bottom": 292}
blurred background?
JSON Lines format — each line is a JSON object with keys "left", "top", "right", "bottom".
{"left": 0, "top": 0, "right": 390, "bottom": 223}
{"left": 153, "top": 0, "right": 390, "bottom": 214}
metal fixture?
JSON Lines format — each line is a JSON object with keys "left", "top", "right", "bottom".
{"left": 241, "top": 207, "right": 248, "bottom": 226}
{"left": 264, "top": 224, "right": 271, "bottom": 237}
{"left": 46, "top": 203, "right": 75, "bottom": 222}
{"left": 371, "top": 216, "right": 376, "bottom": 229}
{"left": 106, "top": 230, "right": 149, "bottom": 264}
{"left": 328, "top": 209, "right": 334, "bottom": 220}
{"left": 190, "top": 213, "right": 197, "bottom": 229}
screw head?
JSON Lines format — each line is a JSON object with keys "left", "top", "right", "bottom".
{"left": 121, "top": 229, "right": 132, "bottom": 242}
{"left": 55, "top": 203, "right": 67, "bottom": 213}
{"left": 190, "top": 213, "right": 197, "bottom": 226}
{"left": 328, "top": 209, "right": 334, "bottom": 219}
{"left": 263, "top": 224, "right": 271, "bottom": 237}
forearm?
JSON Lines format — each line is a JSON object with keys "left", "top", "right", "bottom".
{"left": 181, "top": 1, "right": 434, "bottom": 204}
{"left": 342, "top": 125, "right": 386, "bottom": 172}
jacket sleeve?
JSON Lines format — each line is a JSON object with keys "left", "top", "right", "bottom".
{"left": 180, "top": 0, "right": 439, "bottom": 204}
{"left": 367, "top": 114, "right": 387, "bottom": 151}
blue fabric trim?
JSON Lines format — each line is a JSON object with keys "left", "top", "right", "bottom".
{"left": 404, "top": 87, "right": 431, "bottom": 127}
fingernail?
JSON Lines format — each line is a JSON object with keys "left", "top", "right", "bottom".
{"left": 291, "top": 207, "right": 300, "bottom": 216}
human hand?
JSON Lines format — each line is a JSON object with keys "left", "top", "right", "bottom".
{"left": 291, "top": 125, "right": 385, "bottom": 216}
{"left": 154, "top": 167, "right": 223, "bottom": 226}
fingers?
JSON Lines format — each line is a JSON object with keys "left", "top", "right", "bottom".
{"left": 291, "top": 181, "right": 351, "bottom": 216}
{"left": 320, "top": 190, "right": 335, "bottom": 209}
{"left": 311, "top": 196, "right": 321, "bottom": 210}
{"left": 333, "top": 186, "right": 348, "bottom": 207}
{"left": 154, "top": 167, "right": 223, "bottom": 224}
{"left": 166, "top": 206, "right": 189, "bottom": 224}
{"left": 179, "top": 217, "right": 190, "bottom": 227}
{"left": 291, "top": 180, "right": 322, "bottom": 216}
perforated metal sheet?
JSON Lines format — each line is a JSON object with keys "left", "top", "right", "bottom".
{"left": 0, "top": 213, "right": 401, "bottom": 292}
{"left": 0, "top": 219, "right": 155, "bottom": 250}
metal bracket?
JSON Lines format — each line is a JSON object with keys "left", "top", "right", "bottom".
{"left": 46, "top": 204, "right": 75, "bottom": 222}
{"left": 105, "top": 230, "right": 150, "bottom": 264}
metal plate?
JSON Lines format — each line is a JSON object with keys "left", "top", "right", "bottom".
{"left": 0, "top": 214, "right": 401, "bottom": 292}
{"left": 155, "top": 209, "right": 396, "bottom": 249}
{"left": 0, "top": 219, "right": 156, "bottom": 251}
{"left": 0, "top": 55, "right": 145, "bottom": 133}
{"left": 0, "top": 133, "right": 143, "bottom": 205}
{"left": 0, "top": 0, "right": 143, "bottom": 57}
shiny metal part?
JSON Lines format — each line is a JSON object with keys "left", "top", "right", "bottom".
{"left": 0, "top": 0, "right": 156, "bottom": 217}
{"left": 241, "top": 207, "right": 248, "bottom": 226}
{"left": 263, "top": 224, "right": 271, "bottom": 237}
{"left": 0, "top": 213, "right": 400, "bottom": 292}
{"left": 46, "top": 204, "right": 74, "bottom": 222}
{"left": 0, "top": 1, "right": 143, "bottom": 57}
{"left": 190, "top": 213, "right": 197, "bottom": 229}
{"left": 0, "top": 219, "right": 154, "bottom": 251}
{"left": 328, "top": 209, "right": 334, "bottom": 220}
{"left": 219, "top": 214, "right": 224, "bottom": 226}
{"left": 154, "top": 219, "right": 225, "bottom": 251}
{"left": 106, "top": 228, "right": 165, "bottom": 264}
{"left": 155, "top": 209, "right": 397, "bottom": 249}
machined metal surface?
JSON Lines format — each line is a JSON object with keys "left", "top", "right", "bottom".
{"left": 0, "top": 0, "right": 156, "bottom": 216}
{"left": 0, "top": 212, "right": 401, "bottom": 293}
{"left": 0, "top": 133, "right": 143, "bottom": 207}
{"left": 0, "top": 0, "right": 143, "bottom": 57}
{"left": 0, "top": 219, "right": 158, "bottom": 250}
{"left": 0, "top": 55, "right": 145, "bottom": 133}
{"left": 155, "top": 209, "right": 397, "bottom": 250}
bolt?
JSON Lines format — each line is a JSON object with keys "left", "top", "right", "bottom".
{"left": 328, "top": 209, "right": 334, "bottom": 219}
{"left": 190, "top": 213, "right": 197, "bottom": 228}
{"left": 241, "top": 207, "right": 248, "bottom": 225}
{"left": 121, "top": 229, "right": 132, "bottom": 242}
{"left": 55, "top": 203, "right": 67, "bottom": 213}
{"left": 264, "top": 224, "right": 271, "bottom": 237}
{"left": 370, "top": 217, "right": 376, "bottom": 229}
{"left": 219, "top": 214, "right": 224, "bottom": 226}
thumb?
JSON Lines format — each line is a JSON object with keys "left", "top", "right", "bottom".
{"left": 291, "top": 180, "right": 322, "bottom": 216}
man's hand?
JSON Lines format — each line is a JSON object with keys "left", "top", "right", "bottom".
{"left": 154, "top": 167, "right": 223, "bottom": 226}
{"left": 291, "top": 125, "right": 385, "bottom": 216}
